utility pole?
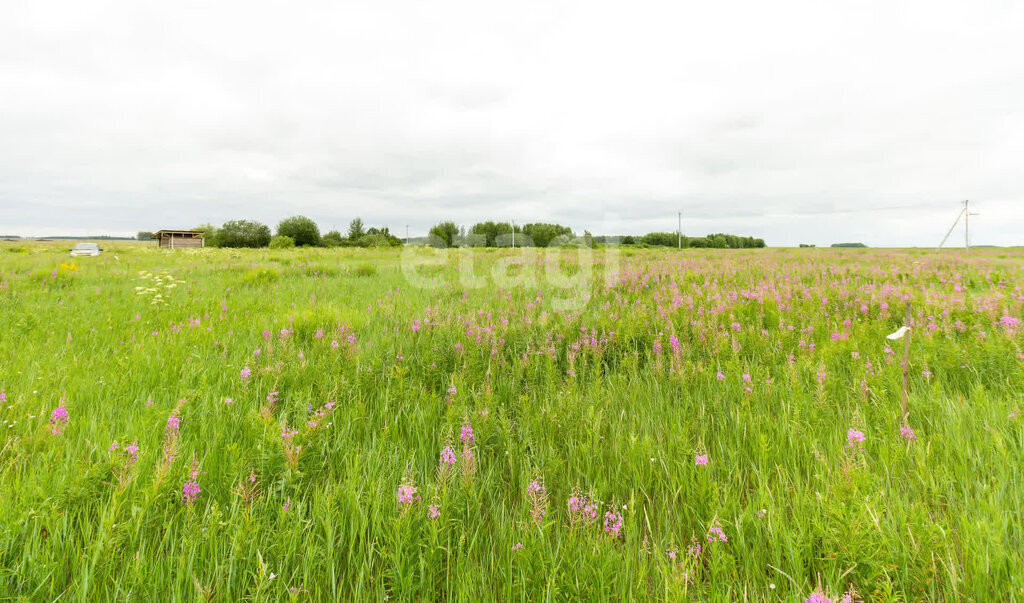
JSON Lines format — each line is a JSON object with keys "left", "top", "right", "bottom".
{"left": 405, "top": 224, "right": 409, "bottom": 245}
{"left": 964, "top": 200, "right": 970, "bottom": 251}
{"left": 937, "top": 200, "right": 979, "bottom": 252}
{"left": 677, "top": 212, "right": 682, "bottom": 249}
{"left": 512, "top": 221, "right": 515, "bottom": 249}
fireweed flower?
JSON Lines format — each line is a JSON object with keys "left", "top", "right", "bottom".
{"left": 567, "top": 491, "right": 599, "bottom": 527}
{"left": 240, "top": 367, "right": 251, "bottom": 380}
{"left": 447, "top": 386, "right": 457, "bottom": 396}
{"left": 900, "top": 425, "right": 916, "bottom": 441}
{"left": 439, "top": 446, "right": 457, "bottom": 466}
{"left": 512, "top": 542, "right": 523, "bottom": 552}
{"left": 50, "top": 406, "right": 69, "bottom": 434}
{"left": 460, "top": 420, "right": 474, "bottom": 444}
{"left": 707, "top": 526, "right": 728, "bottom": 543}
{"left": 397, "top": 483, "right": 420, "bottom": 509}
{"left": 846, "top": 428, "right": 866, "bottom": 448}
{"left": 526, "top": 480, "right": 547, "bottom": 523}
{"left": 999, "top": 315, "right": 1020, "bottom": 329}
{"left": 165, "top": 415, "right": 181, "bottom": 438}
{"left": 604, "top": 511, "right": 623, "bottom": 538}
{"left": 695, "top": 454, "right": 709, "bottom": 466}
{"left": 182, "top": 481, "right": 201, "bottom": 505}
{"left": 428, "top": 504, "right": 440, "bottom": 519}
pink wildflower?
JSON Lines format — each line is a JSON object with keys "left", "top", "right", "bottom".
{"left": 604, "top": 511, "right": 623, "bottom": 538}
{"left": 460, "top": 420, "right": 474, "bottom": 444}
{"left": 439, "top": 445, "right": 457, "bottom": 466}
{"left": 182, "top": 481, "right": 201, "bottom": 505}
{"left": 707, "top": 526, "right": 727, "bottom": 543}
{"left": 50, "top": 406, "right": 69, "bottom": 434}
{"left": 397, "top": 483, "right": 420, "bottom": 506}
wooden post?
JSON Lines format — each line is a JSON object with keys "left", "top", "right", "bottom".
{"left": 901, "top": 302, "right": 911, "bottom": 420}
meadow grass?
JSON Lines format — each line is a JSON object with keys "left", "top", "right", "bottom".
{"left": 0, "top": 242, "right": 1022, "bottom": 601}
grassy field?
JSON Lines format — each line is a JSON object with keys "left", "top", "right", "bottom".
{"left": 0, "top": 241, "right": 1022, "bottom": 601}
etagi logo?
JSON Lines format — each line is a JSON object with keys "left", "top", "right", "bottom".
{"left": 400, "top": 231, "right": 621, "bottom": 312}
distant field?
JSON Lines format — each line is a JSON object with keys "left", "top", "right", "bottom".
{"left": 0, "top": 243, "right": 1021, "bottom": 600}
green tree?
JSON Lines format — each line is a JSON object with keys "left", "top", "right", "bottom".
{"left": 521, "top": 223, "right": 573, "bottom": 247}
{"left": 136, "top": 231, "right": 153, "bottom": 241}
{"left": 640, "top": 232, "right": 676, "bottom": 247}
{"left": 428, "top": 221, "right": 460, "bottom": 248}
{"left": 191, "top": 223, "right": 220, "bottom": 247}
{"left": 348, "top": 218, "right": 365, "bottom": 240}
{"left": 277, "top": 216, "right": 321, "bottom": 247}
{"left": 219, "top": 220, "right": 272, "bottom": 248}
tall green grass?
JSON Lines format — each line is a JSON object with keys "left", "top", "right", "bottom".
{"left": 0, "top": 243, "right": 1021, "bottom": 600}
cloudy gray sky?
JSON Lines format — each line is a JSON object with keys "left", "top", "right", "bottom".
{"left": 1, "top": 0, "right": 1022, "bottom": 246}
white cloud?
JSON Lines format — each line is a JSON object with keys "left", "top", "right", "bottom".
{"left": 1, "top": 0, "right": 1022, "bottom": 245}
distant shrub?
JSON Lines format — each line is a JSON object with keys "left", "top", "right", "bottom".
{"left": 277, "top": 216, "right": 321, "bottom": 247}
{"left": 242, "top": 267, "right": 280, "bottom": 286}
{"left": 322, "top": 230, "right": 345, "bottom": 247}
{"left": 353, "top": 263, "right": 376, "bottom": 277}
{"left": 191, "top": 224, "right": 221, "bottom": 247}
{"left": 219, "top": 220, "right": 272, "bottom": 248}
{"left": 6, "top": 246, "right": 28, "bottom": 253}
{"left": 269, "top": 235, "right": 295, "bottom": 249}
{"left": 831, "top": 242, "right": 868, "bottom": 248}
{"left": 356, "top": 234, "right": 397, "bottom": 248}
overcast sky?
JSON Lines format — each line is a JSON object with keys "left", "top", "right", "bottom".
{"left": 1, "top": 0, "right": 1022, "bottom": 246}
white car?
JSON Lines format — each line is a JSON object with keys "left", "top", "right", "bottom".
{"left": 69, "top": 242, "right": 102, "bottom": 257}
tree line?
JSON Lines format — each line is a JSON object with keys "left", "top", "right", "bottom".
{"left": 136, "top": 218, "right": 765, "bottom": 249}
{"left": 138, "top": 216, "right": 403, "bottom": 248}
{"left": 427, "top": 221, "right": 765, "bottom": 249}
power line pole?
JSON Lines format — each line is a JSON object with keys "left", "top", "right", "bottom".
{"left": 937, "top": 200, "right": 979, "bottom": 252}
{"left": 677, "top": 212, "right": 682, "bottom": 249}
{"left": 964, "top": 200, "right": 969, "bottom": 251}
{"left": 405, "top": 224, "right": 409, "bottom": 245}
{"left": 963, "top": 200, "right": 980, "bottom": 252}
{"left": 512, "top": 221, "right": 515, "bottom": 249}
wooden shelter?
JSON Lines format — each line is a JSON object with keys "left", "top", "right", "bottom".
{"left": 152, "top": 230, "right": 205, "bottom": 249}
